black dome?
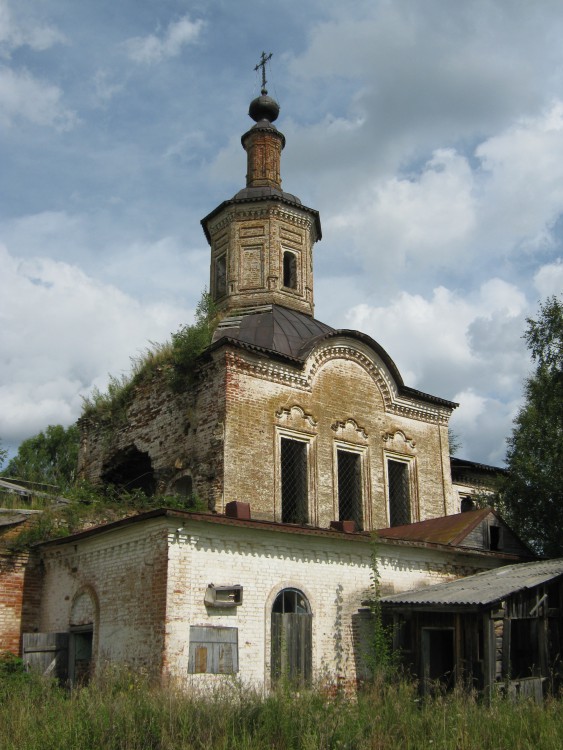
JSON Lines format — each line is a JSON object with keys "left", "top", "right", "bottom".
{"left": 249, "top": 94, "right": 280, "bottom": 124}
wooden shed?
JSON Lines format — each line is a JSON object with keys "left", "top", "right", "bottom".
{"left": 381, "top": 559, "right": 563, "bottom": 699}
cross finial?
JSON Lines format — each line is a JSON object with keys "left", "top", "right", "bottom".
{"left": 254, "top": 51, "right": 273, "bottom": 94}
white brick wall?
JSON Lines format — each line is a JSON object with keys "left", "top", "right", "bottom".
{"left": 37, "top": 514, "right": 506, "bottom": 690}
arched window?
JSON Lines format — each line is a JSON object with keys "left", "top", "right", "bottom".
{"left": 271, "top": 588, "right": 312, "bottom": 685}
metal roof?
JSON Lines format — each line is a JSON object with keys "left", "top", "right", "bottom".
{"left": 376, "top": 508, "right": 494, "bottom": 546}
{"left": 212, "top": 305, "right": 334, "bottom": 359}
{"left": 210, "top": 305, "right": 458, "bottom": 409}
{"left": 381, "top": 558, "right": 563, "bottom": 610}
{"left": 201, "top": 190, "right": 322, "bottom": 243}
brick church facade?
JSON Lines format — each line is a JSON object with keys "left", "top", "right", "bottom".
{"left": 1, "top": 81, "right": 534, "bottom": 691}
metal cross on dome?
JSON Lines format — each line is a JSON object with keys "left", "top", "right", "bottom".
{"left": 254, "top": 51, "right": 273, "bottom": 93}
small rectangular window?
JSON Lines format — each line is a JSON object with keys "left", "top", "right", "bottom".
{"left": 214, "top": 254, "right": 227, "bottom": 299}
{"left": 387, "top": 459, "right": 411, "bottom": 527}
{"left": 281, "top": 437, "right": 308, "bottom": 524}
{"left": 188, "top": 626, "right": 238, "bottom": 674}
{"left": 337, "top": 449, "right": 363, "bottom": 530}
{"left": 283, "top": 251, "right": 297, "bottom": 289}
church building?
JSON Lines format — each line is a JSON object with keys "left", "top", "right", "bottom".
{"left": 1, "top": 73, "right": 535, "bottom": 693}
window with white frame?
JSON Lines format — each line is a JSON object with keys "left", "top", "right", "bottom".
{"left": 336, "top": 447, "right": 364, "bottom": 530}
{"left": 386, "top": 457, "right": 412, "bottom": 527}
{"left": 280, "top": 436, "right": 309, "bottom": 524}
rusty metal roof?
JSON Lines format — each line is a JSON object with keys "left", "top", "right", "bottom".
{"left": 376, "top": 508, "right": 495, "bottom": 547}
{"left": 381, "top": 558, "right": 563, "bottom": 609}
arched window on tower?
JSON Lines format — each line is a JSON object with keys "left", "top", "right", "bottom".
{"left": 283, "top": 250, "right": 297, "bottom": 290}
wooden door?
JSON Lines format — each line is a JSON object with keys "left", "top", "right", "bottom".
{"left": 22, "top": 632, "right": 69, "bottom": 681}
{"left": 271, "top": 589, "right": 312, "bottom": 686}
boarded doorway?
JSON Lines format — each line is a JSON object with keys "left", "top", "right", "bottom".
{"left": 271, "top": 588, "right": 312, "bottom": 686}
{"left": 422, "top": 627, "right": 455, "bottom": 691}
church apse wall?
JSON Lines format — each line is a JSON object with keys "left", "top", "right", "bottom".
{"left": 220, "top": 336, "right": 456, "bottom": 529}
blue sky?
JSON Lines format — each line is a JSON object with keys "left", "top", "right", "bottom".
{"left": 1, "top": 0, "right": 562, "bottom": 466}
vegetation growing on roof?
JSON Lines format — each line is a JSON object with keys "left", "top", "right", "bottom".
{"left": 81, "top": 291, "right": 219, "bottom": 426}
{"left": 2, "top": 482, "right": 207, "bottom": 552}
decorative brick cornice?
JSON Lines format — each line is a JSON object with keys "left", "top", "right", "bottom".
{"left": 225, "top": 342, "right": 451, "bottom": 425}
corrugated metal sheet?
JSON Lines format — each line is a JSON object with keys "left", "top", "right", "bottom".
{"left": 381, "top": 559, "right": 563, "bottom": 609}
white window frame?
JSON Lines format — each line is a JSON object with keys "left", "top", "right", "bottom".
{"left": 332, "top": 441, "right": 369, "bottom": 530}
{"left": 275, "top": 427, "right": 316, "bottom": 525}
{"left": 384, "top": 452, "right": 418, "bottom": 526}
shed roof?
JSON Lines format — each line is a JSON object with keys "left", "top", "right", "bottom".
{"left": 376, "top": 508, "right": 496, "bottom": 547}
{"left": 381, "top": 558, "right": 563, "bottom": 610}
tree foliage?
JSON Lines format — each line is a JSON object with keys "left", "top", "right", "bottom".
{"left": 1, "top": 424, "right": 79, "bottom": 490}
{"left": 501, "top": 296, "right": 563, "bottom": 556}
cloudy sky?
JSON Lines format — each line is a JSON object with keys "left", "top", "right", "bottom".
{"left": 1, "top": 0, "right": 562, "bottom": 466}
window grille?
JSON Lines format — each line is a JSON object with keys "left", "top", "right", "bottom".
{"left": 337, "top": 449, "right": 363, "bottom": 530}
{"left": 388, "top": 459, "right": 410, "bottom": 527}
{"left": 281, "top": 438, "right": 308, "bottom": 523}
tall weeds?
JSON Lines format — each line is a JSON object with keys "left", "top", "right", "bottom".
{"left": 1, "top": 665, "right": 562, "bottom": 750}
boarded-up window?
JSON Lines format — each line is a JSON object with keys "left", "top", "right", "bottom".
{"left": 387, "top": 459, "right": 410, "bottom": 527}
{"left": 281, "top": 438, "right": 308, "bottom": 524}
{"left": 337, "top": 449, "right": 363, "bottom": 530}
{"left": 188, "top": 626, "right": 238, "bottom": 674}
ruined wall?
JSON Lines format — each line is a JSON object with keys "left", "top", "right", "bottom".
{"left": 39, "top": 520, "right": 169, "bottom": 675}
{"left": 221, "top": 338, "right": 455, "bottom": 528}
{"left": 0, "top": 549, "right": 43, "bottom": 655}
{"left": 78, "top": 356, "right": 227, "bottom": 510}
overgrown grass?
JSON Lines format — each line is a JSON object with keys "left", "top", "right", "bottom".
{"left": 81, "top": 292, "right": 219, "bottom": 427}
{"left": 1, "top": 666, "right": 562, "bottom": 750}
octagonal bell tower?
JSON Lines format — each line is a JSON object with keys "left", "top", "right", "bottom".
{"left": 201, "top": 71, "right": 321, "bottom": 318}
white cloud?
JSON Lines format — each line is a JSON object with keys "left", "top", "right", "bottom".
{"left": 92, "top": 69, "right": 124, "bottom": 106}
{"left": 0, "top": 65, "right": 76, "bottom": 129}
{"left": 0, "top": 0, "right": 65, "bottom": 56}
{"left": 533, "top": 260, "right": 563, "bottom": 298}
{"left": 125, "top": 15, "right": 204, "bottom": 64}
{"left": 0, "top": 244, "right": 191, "bottom": 446}
{"left": 345, "top": 279, "right": 530, "bottom": 464}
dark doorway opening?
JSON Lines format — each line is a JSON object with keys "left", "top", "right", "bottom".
{"left": 422, "top": 628, "right": 455, "bottom": 691}
{"left": 69, "top": 627, "right": 93, "bottom": 686}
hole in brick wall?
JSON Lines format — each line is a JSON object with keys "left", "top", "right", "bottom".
{"left": 101, "top": 446, "right": 155, "bottom": 495}
{"left": 171, "top": 475, "right": 193, "bottom": 499}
